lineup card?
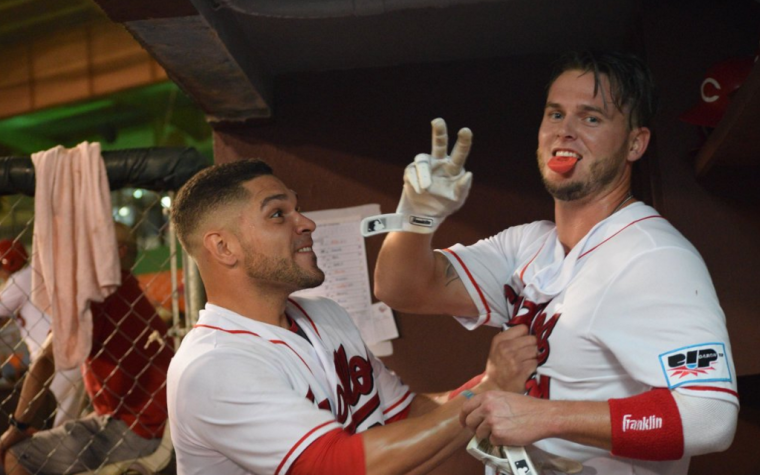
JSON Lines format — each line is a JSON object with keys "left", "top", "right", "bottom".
{"left": 293, "top": 204, "right": 399, "bottom": 351}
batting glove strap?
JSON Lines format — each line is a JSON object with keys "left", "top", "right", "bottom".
{"left": 466, "top": 437, "right": 583, "bottom": 475}
{"left": 360, "top": 213, "right": 443, "bottom": 237}
{"left": 466, "top": 437, "right": 538, "bottom": 475}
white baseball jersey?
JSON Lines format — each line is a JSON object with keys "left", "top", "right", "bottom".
{"left": 442, "top": 202, "right": 738, "bottom": 475}
{"left": 168, "top": 296, "right": 413, "bottom": 475}
{"left": 0, "top": 266, "right": 52, "bottom": 359}
{"left": 0, "top": 266, "right": 85, "bottom": 426}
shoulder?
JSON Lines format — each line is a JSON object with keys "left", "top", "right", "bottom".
{"left": 3, "top": 266, "right": 31, "bottom": 291}
{"left": 448, "top": 220, "right": 554, "bottom": 253}
{"left": 288, "top": 295, "right": 350, "bottom": 322}
{"left": 488, "top": 220, "right": 555, "bottom": 242}
{"left": 450, "top": 220, "right": 555, "bottom": 263}
{"left": 287, "top": 295, "right": 364, "bottom": 342}
{"left": 601, "top": 205, "right": 702, "bottom": 260}
{"left": 170, "top": 328, "right": 285, "bottom": 396}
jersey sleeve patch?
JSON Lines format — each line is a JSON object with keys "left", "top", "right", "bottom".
{"left": 659, "top": 343, "right": 733, "bottom": 389}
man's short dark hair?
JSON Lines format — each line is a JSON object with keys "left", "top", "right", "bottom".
{"left": 171, "top": 159, "right": 274, "bottom": 254}
{"left": 548, "top": 50, "right": 659, "bottom": 129}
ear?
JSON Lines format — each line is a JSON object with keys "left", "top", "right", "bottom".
{"left": 626, "top": 127, "right": 651, "bottom": 163}
{"left": 202, "top": 230, "right": 240, "bottom": 267}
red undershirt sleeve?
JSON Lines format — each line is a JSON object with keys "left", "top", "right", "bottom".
{"left": 385, "top": 403, "right": 412, "bottom": 424}
{"left": 288, "top": 428, "right": 366, "bottom": 475}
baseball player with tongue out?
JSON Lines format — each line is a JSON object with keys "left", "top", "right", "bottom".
{"left": 366, "top": 50, "right": 738, "bottom": 475}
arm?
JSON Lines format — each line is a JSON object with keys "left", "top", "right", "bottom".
{"left": 292, "top": 325, "right": 538, "bottom": 475}
{"left": 460, "top": 391, "right": 611, "bottom": 450}
{"left": 375, "top": 233, "right": 477, "bottom": 316}
{"left": 291, "top": 385, "right": 490, "bottom": 475}
{"left": 373, "top": 118, "right": 477, "bottom": 316}
{"left": 0, "top": 272, "right": 25, "bottom": 319}
{"left": 0, "top": 333, "right": 56, "bottom": 459}
{"left": 368, "top": 324, "right": 538, "bottom": 474}
{"left": 460, "top": 387, "right": 737, "bottom": 462}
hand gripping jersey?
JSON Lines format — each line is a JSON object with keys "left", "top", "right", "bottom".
{"left": 168, "top": 296, "right": 413, "bottom": 475}
{"left": 441, "top": 202, "right": 738, "bottom": 475}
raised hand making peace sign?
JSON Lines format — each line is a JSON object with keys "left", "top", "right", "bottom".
{"left": 361, "top": 118, "right": 473, "bottom": 236}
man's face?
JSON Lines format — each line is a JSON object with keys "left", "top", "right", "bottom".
{"left": 235, "top": 176, "right": 324, "bottom": 292}
{"left": 537, "top": 69, "right": 639, "bottom": 202}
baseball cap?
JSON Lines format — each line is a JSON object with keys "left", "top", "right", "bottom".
{"left": 679, "top": 56, "right": 755, "bottom": 128}
{"left": 0, "top": 239, "right": 28, "bottom": 273}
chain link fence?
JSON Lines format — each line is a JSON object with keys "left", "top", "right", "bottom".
{"left": 0, "top": 148, "right": 207, "bottom": 474}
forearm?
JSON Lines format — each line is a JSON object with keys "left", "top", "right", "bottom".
{"left": 540, "top": 400, "right": 612, "bottom": 450}
{"left": 407, "top": 392, "right": 448, "bottom": 416}
{"left": 362, "top": 372, "right": 514, "bottom": 475}
{"left": 374, "top": 232, "right": 437, "bottom": 311}
{"left": 463, "top": 392, "right": 611, "bottom": 450}
{"left": 14, "top": 337, "right": 56, "bottom": 424}
{"left": 490, "top": 396, "right": 737, "bottom": 458}
{"left": 375, "top": 232, "right": 477, "bottom": 317}
{"left": 362, "top": 392, "right": 474, "bottom": 475}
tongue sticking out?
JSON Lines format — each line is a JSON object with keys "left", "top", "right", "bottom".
{"left": 547, "top": 156, "right": 579, "bottom": 174}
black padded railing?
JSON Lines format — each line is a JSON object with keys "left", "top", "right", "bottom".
{"left": 0, "top": 147, "right": 209, "bottom": 196}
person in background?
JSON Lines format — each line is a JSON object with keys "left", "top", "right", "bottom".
{"left": 0, "top": 223, "right": 173, "bottom": 475}
{"left": 0, "top": 239, "right": 85, "bottom": 428}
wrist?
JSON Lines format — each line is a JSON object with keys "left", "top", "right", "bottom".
{"left": 397, "top": 192, "right": 449, "bottom": 223}
{"left": 447, "top": 373, "right": 486, "bottom": 400}
{"left": 471, "top": 375, "right": 499, "bottom": 394}
{"left": 361, "top": 212, "right": 443, "bottom": 237}
{"left": 8, "top": 414, "right": 30, "bottom": 432}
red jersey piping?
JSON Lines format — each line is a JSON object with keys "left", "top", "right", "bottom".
{"left": 442, "top": 248, "right": 492, "bottom": 325}
{"left": 275, "top": 421, "right": 338, "bottom": 475}
{"left": 194, "top": 323, "right": 313, "bottom": 373}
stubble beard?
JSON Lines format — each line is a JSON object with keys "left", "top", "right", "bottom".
{"left": 243, "top": 248, "right": 325, "bottom": 291}
{"left": 537, "top": 146, "right": 627, "bottom": 202}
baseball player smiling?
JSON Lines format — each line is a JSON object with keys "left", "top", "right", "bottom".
{"left": 370, "top": 51, "right": 738, "bottom": 475}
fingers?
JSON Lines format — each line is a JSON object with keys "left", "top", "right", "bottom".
{"left": 492, "top": 325, "right": 538, "bottom": 356}
{"left": 430, "top": 118, "right": 448, "bottom": 159}
{"left": 446, "top": 127, "right": 473, "bottom": 175}
{"left": 486, "top": 326, "right": 538, "bottom": 391}
{"left": 500, "top": 324, "right": 530, "bottom": 338}
{"left": 430, "top": 117, "right": 472, "bottom": 176}
{"left": 410, "top": 154, "right": 432, "bottom": 192}
{"left": 460, "top": 393, "right": 482, "bottom": 427}
{"left": 461, "top": 402, "right": 491, "bottom": 441}
{"left": 461, "top": 393, "right": 502, "bottom": 442}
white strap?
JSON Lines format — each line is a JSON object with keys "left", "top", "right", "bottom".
{"left": 502, "top": 445, "right": 539, "bottom": 475}
{"left": 466, "top": 437, "right": 538, "bottom": 475}
{"left": 360, "top": 213, "right": 441, "bottom": 237}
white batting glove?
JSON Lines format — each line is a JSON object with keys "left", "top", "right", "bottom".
{"left": 467, "top": 437, "right": 583, "bottom": 475}
{"left": 361, "top": 118, "right": 473, "bottom": 236}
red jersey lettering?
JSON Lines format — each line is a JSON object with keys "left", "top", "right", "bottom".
{"left": 333, "top": 345, "right": 378, "bottom": 431}
{"left": 504, "top": 284, "right": 560, "bottom": 400}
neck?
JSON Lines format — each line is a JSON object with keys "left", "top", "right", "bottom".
{"left": 554, "top": 189, "right": 635, "bottom": 254}
{"left": 204, "top": 272, "right": 292, "bottom": 329}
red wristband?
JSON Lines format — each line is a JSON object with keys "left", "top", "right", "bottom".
{"left": 609, "top": 389, "right": 684, "bottom": 461}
